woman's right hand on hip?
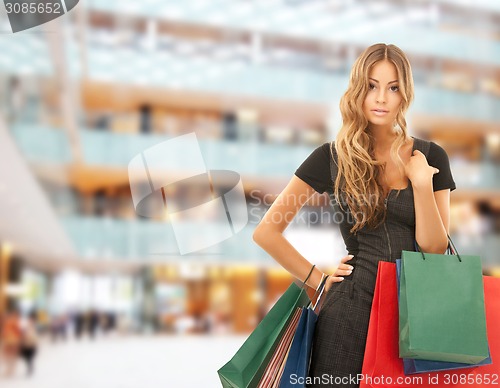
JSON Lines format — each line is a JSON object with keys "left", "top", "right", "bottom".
{"left": 324, "top": 255, "right": 354, "bottom": 292}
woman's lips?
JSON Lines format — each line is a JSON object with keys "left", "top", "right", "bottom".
{"left": 371, "top": 109, "right": 389, "bottom": 116}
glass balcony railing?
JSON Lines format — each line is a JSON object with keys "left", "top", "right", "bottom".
{"left": 451, "top": 234, "right": 500, "bottom": 268}
{"left": 86, "top": 51, "right": 336, "bottom": 103}
{"left": 1, "top": 36, "right": 499, "bottom": 120}
{"left": 85, "top": 45, "right": 500, "bottom": 121}
{"left": 11, "top": 124, "right": 72, "bottom": 163}
{"left": 11, "top": 124, "right": 314, "bottom": 176}
{"left": 62, "top": 216, "right": 500, "bottom": 267}
{"left": 10, "top": 124, "right": 500, "bottom": 190}
{"left": 86, "top": 47, "right": 500, "bottom": 122}
{"left": 62, "top": 216, "right": 269, "bottom": 262}
{"left": 451, "top": 160, "right": 500, "bottom": 190}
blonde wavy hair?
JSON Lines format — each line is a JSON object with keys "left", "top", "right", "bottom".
{"left": 333, "top": 43, "right": 414, "bottom": 234}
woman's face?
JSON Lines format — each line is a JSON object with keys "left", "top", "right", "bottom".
{"left": 362, "top": 60, "right": 402, "bottom": 131}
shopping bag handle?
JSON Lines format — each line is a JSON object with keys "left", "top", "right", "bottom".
{"left": 414, "top": 234, "right": 462, "bottom": 262}
{"left": 300, "top": 264, "right": 328, "bottom": 310}
{"left": 301, "top": 264, "right": 329, "bottom": 311}
{"left": 311, "top": 275, "right": 329, "bottom": 312}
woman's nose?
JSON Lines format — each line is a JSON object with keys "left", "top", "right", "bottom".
{"left": 376, "top": 90, "right": 386, "bottom": 103}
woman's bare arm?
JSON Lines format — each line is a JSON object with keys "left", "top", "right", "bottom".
{"left": 253, "top": 175, "right": 351, "bottom": 290}
{"left": 413, "top": 187, "right": 450, "bottom": 253}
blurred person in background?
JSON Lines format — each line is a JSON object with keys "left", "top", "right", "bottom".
{"left": 100, "top": 312, "right": 111, "bottom": 336}
{"left": 19, "top": 311, "right": 38, "bottom": 377}
{"left": 253, "top": 43, "right": 455, "bottom": 387}
{"left": 50, "top": 314, "right": 68, "bottom": 342}
{"left": 87, "top": 309, "right": 99, "bottom": 339}
{"left": 0, "top": 307, "right": 22, "bottom": 377}
{"left": 117, "top": 313, "right": 132, "bottom": 335}
{"left": 74, "top": 311, "right": 86, "bottom": 340}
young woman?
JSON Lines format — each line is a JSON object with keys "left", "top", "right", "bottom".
{"left": 253, "top": 43, "right": 456, "bottom": 387}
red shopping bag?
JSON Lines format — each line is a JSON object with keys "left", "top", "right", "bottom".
{"left": 360, "top": 261, "right": 500, "bottom": 388}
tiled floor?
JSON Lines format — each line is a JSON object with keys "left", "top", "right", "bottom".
{"left": 0, "top": 334, "right": 246, "bottom": 388}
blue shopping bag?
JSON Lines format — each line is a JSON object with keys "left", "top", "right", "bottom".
{"left": 279, "top": 307, "right": 317, "bottom": 388}
{"left": 279, "top": 277, "right": 328, "bottom": 388}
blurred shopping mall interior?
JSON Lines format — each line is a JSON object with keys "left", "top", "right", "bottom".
{"left": 0, "top": 0, "right": 499, "bottom": 387}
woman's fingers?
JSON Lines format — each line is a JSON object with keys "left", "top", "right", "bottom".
{"left": 335, "top": 268, "right": 353, "bottom": 276}
{"left": 334, "top": 264, "right": 353, "bottom": 276}
{"left": 324, "top": 255, "right": 355, "bottom": 291}
{"left": 338, "top": 263, "right": 354, "bottom": 271}
{"left": 336, "top": 255, "right": 354, "bottom": 276}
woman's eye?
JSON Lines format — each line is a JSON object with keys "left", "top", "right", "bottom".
{"left": 390, "top": 85, "right": 399, "bottom": 92}
{"left": 368, "top": 83, "right": 375, "bottom": 89}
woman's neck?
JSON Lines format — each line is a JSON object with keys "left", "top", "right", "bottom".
{"left": 369, "top": 126, "right": 397, "bottom": 153}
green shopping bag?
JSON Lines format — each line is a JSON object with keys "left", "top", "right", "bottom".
{"left": 399, "top": 236, "right": 488, "bottom": 364}
{"left": 218, "top": 281, "right": 310, "bottom": 388}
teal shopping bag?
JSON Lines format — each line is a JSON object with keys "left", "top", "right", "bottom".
{"left": 399, "top": 237, "right": 488, "bottom": 364}
{"left": 396, "top": 259, "right": 492, "bottom": 375}
{"left": 218, "top": 281, "right": 310, "bottom": 388}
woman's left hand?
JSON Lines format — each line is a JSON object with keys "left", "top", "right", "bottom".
{"left": 404, "top": 149, "right": 439, "bottom": 189}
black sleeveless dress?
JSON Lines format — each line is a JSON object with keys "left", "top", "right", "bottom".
{"left": 294, "top": 137, "right": 456, "bottom": 387}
